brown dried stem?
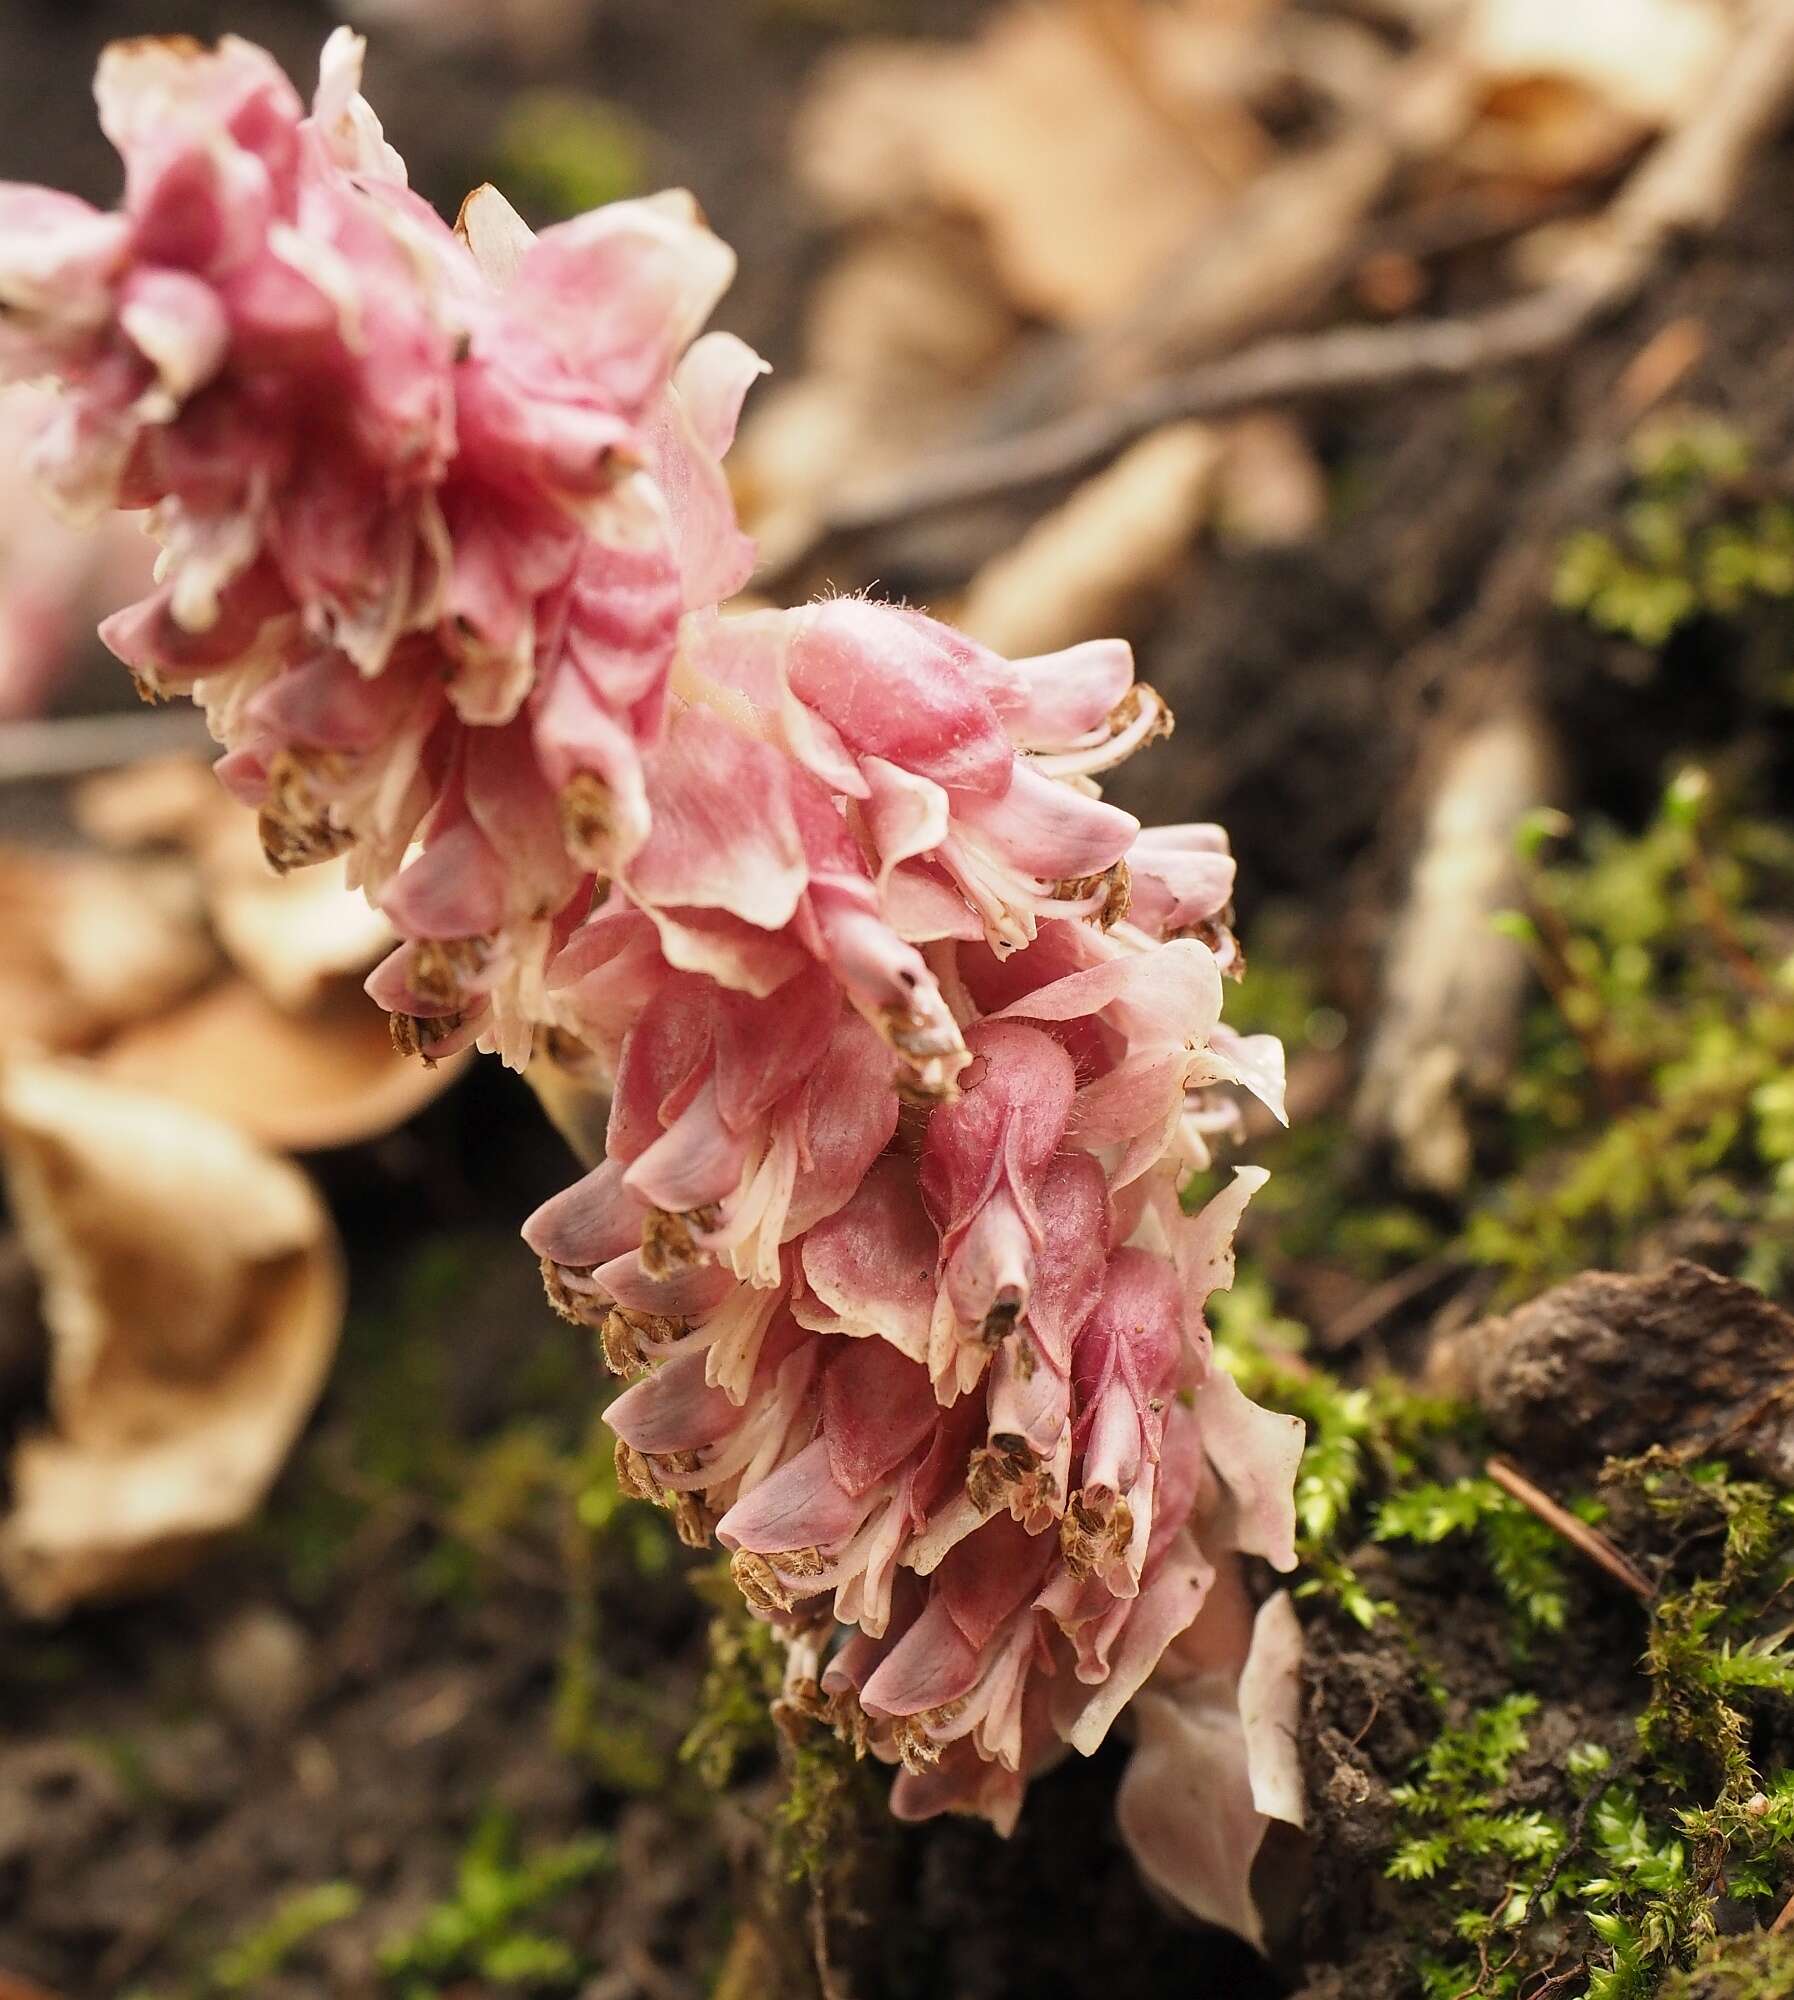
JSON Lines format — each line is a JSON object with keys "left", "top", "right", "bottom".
{"left": 1485, "top": 1455, "right": 1656, "bottom": 1603}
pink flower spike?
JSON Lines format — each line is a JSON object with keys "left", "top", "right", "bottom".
{"left": 0, "top": 29, "right": 1310, "bottom": 1919}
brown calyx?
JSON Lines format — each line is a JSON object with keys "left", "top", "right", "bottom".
{"left": 640, "top": 1205, "right": 719, "bottom": 1278}
{"left": 1112, "top": 681, "right": 1174, "bottom": 749}
{"left": 599, "top": 1305, "right": 687, "bottom": 1375}
{"left": 613, "top": 1442, "right": 713, "bottom": 1549}
{"left": 1059, "top": 1492, "right": 1133, "bottom": 1581}
{"left": 979, "top": 1295, "right": 1022, "bottom": 1348}
{"left": 1054, "top": 859, "right": 1132, "bottom": 930}
{"left": 539, "top": 1255, "right": 602, "bottom": 1328}
{"left": 258, "top": 750, "right": 354, "bottom": 873}
{"left": 882, "top": 1009, "right": 969, "bottom": 1106}
{"left": 891, "top": 1699, "right": 963, "bottom": 1776}
{"left": 559, "top": 772, "right": 616, "bottom": 871}
{"left": 388, "top": 1009, "right": 464, "bottom": 1067}
{"left": 408, "top": 935, "right": 489, "bottom": 1012}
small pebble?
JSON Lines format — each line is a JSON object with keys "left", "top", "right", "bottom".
{"left": 204, "top": 1603, "right": 312, "bottom": 1735}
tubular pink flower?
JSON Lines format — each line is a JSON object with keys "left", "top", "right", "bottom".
{"left": 4, "top": 30, "right": 1309, "bottom": 1951}
{"left": 919, "top": 1020, "right": 1078, "bottom": 1400}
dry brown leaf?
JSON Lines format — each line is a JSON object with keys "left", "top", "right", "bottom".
{"left": 1215, "top": 414, "right": 1328, "bottom": 549}
{"left": 1460, "top": 0, "right": 1731, "bottom": 184}
{"left": 91, "top": 976, "right": 468, "bottom": 1154}
{"left": 68, "top": 752, "right": 219, "bottom": 848}
{"left": 0, "top": 1059, "right": 344, "bottom": 1617}
{"left": 792, "top": 5, "right": 1264, "bottom": 327}
{"left": 956, "top": 422, "right": 1221, "bottom": 656}
{"left": 199, "top": 818, "right": 394, "bottom": 1013}
{"left": 0, "top": 847, "right": 215, "bottom": 1058}
{"left": 1354, "top": 708, "right": 1557, "bottom": 1194}
{"left": 737, "top": 227, "right": 1018, "bottom": 567}
{"left": 789, "top": 42, "right": 965, "bottom": 224}
{"left": 920, "top": 5, "right": 1226, "bottom": 326}
{"left": 76, "top": 756, "right": 394, "bottom": 1011}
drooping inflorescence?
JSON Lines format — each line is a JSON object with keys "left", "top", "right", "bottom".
{"left": 0, "top": 31, "right": 1306, "bottom": 1944}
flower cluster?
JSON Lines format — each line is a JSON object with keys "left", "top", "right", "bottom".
{"left": 1, "top": 32, "right": 1306, "bottom": 1944}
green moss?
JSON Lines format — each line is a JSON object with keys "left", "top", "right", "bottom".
{"left": 1661, "top": 1931, "right": 1794, "bottom": 1999}
{"left": 1374, "top": 1479, "right": 1576, "bottom": 1637}
{"left": 1230, "top": 1308, "right": 1794, "bottom": 1996}
{"left": 1552, "top": 414, "right": 1794, "bottom": 649}
{"left": 490, "top": 93, "right": 649, "bottom": 218}
{"left": 774, "top": 1726, "right": 886, "bottom": 1890}
{"left": 681, "top": 1585, "right": 785, "bottom": 1791}
{"left": 205, "top": 1882, "right": 363, "bottom": 1994}
{"left": 1334, "top": 1453, "right": 1794, "bottom": 2000}
{"left": 1464, "top": 777, "right": 1794, "bottom": 1300}
{"left": 377, "top": 1806, "right": 612, "bottom": 1997}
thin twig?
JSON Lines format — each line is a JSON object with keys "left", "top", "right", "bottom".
{"left": 1485, "top": 1456, "right": 1657, "bottom": 1603}
{"left": 1320, "top": 1255, "right": 1461, "bottom": 1351}
{"left": 1770, "top": 1883, "right": 1794, "bottom": 1934}
{"left": 761, "top": 0, "right": 1794, "bottom": 587}
{"left": 0, "top": 708, "right": 213, "bottom": 784}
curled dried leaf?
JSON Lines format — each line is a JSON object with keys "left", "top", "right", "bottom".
{"left": 91, "top": 977, "right": 468, "bottom": 1153}
{"left": 0, "top": 846, "right": 215, "bottom": 1057}
{"left": 76, "top": 757, "right": 394, "bottom": 1011}
{"left": 0, "top": 1059, "right": 344, "bottom": 1616}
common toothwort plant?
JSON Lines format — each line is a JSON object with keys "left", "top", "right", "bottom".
{"left": 0, "top": 31, "right": 1306, "bottom": 1946}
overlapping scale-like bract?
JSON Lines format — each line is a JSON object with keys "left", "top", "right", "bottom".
{"left": 2, "top": 29, "right": 1307, "bottom": 1950}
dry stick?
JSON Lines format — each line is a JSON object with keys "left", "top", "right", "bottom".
{"left": 1320, "top": 1253, "right": 1461, "bottom": 1352}
{"left": 0, "top": 707, "right": 213, "bottom": 784}
{"left": 1770, "top": 1883, "right": 1794, "bottom": 1935}
{"left": 1485, "top": 1456, "right": 1656, "bottom": 1604}
{"left": 762, "top": 0, "right": 1794, "bottom": 587}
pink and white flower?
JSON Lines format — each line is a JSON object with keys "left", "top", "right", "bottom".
{"left": 2, "top": 29, "right": 1309, "bottom": 1953}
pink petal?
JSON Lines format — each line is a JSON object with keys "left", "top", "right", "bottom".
{"left": 0, "top": 185, "right": 129, "bottom": 351}
{"left": 822, "top": 1336, "right": 938, "bottom": 1496}
{"left": 117, "top": 266, "right": 230, "bottom": 405}
{"left": 624, "top": 1072, "right": 752, "bottom": 1214}
{"left": 522, "top": 1156, "right": 643, "bottom": 1269}
{"left": 1113, "top": 1590, "right": 1306, "bottom": 1951}
{"left": 606, "top": 1348, "right": 738, "bottom": 1456}
{"left": 508, "top": 191, "right": 735, "bottom": 417}
{"left": 1209, "top": 1024, "right": 1289, "bottom": 1124}
{"left": 1057, "top": 1528, "right": 1214, "bottom": 1754}
{"left": 780, "top": 1009, "right": 900, "bottom": 1240}
{"left": 1023, "top": 1153, "right": 1110, "bottom": 1369}
{"left": 999, "top": 638, "right": 1135, "bottom": 746}
{"left": 789, "top": 599, "right": 1017, "bottom": 796}
{"left": 711, "top": 970, "right": 837, "bottom": 1131}
{"left": 949, "top": 760, "right": 1138, "bottom": 880}
{"left": 716, "top": 1436, "right": 865, "bottom": 1554}
{"left": 626, "top": 705, "right": 807, "bottom": 933}
{"left": 1127, "top": 824, "right": 1236, "bottom": 936}
{"left": 859, "top": 1591, "right": 980, "bottom": 1717}
{"left": 648, "top": 330, "right": 765, "bottom": 607}
{"left": 593, "top": 1248, "right": 734, "bottom": 1320}
{"left": 1193, "top": 1366, "right": 1304, "bottom": 1571}
{"left": 798, "top": 1156, "right": 938, "bottom": 1361}
{"left": 936, "top": 1511, "right": 1056, "bottom": 1650}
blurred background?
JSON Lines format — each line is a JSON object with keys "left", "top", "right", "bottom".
{"left": 5, "top": 1, "right": 1794, "bottom": 1996}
